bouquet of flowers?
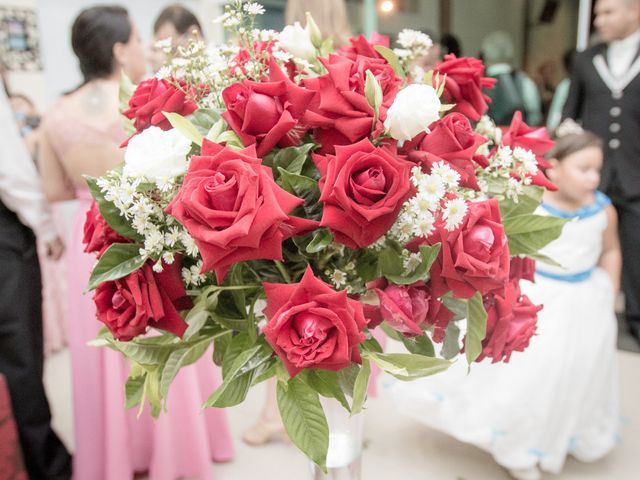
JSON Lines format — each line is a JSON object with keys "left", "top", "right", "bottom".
{"left": 85, "top": 1, "right": 565, "bottom": 470}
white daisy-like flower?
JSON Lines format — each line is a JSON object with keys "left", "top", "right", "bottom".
{"left": 431, "top": 161, "right": 460, "bottom": 188}
{"left": 443, "top": 198, "right": 468, "bottom": 231}
{"left": 513, "top": 147, "right": 538, "bottom": 175}
{"left": 397, "top": 29, "right": 432, "bottom": 51}
{"left": 506, "top": 177, "right": 524, "bottom": 201}
{"left": 330, "top": 269, "right": 348, "bottom": 288}
{"left": 155, "top": 66, "right": 172, "bottom": 80}
{"left": 272, "top": 49, "right": 293, "bottom": 63}
{"left": 243, "top": 2, "right": 265, "bottom": 15}
{"left": 491, "top": 146, "right": 514, "bottom": 170}
{"left": 413, "top": 211, "right": 436, "bottom": 238}
{"left": 393, "top": 48, "right": 412, "bottom": 58}
{"left": 403, "top": 252, "right": 423, "bottom": 272}
{"left": 407, "top": 193, "right": 438, "bottom": 217}
{"left": 182, "top": 267, "right": 194, "bottom": 285}
{"left": 152, "top": 260, "right": 164, "bottom": 273}
{"left": 223, "top": 15, "right": 241, "bottom": 28}
{"left": 162, "top": 251, "right": 175, "bottom": 264}
{"left": 180, "top": 231, "right": 200, "bottom": 257}
{"left": 144, "top": 228, "right": 165, "bottom": 253}
{"left": 418, "top": 174, "right": 446, "bottom": 202}
{"left": 154, "top": 37, "right": 172, "bottom": 51}
{"left": 410, "top": 165, "right": 426, "bottom": 187}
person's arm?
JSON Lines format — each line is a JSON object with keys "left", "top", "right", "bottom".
{"left": 0, "top": 88, "right": 62, "bottom": 255}
{"left": 599, "top": 204, "right": 622, "bottom": 293}
{"left": 39, "top": 118, "right": 75, "bottom": 202}
{"left": 520, "top": 74, "right": 543, "bottom": 126}
{"left": 561, "top": 54, "right": 584, "bottom": 121}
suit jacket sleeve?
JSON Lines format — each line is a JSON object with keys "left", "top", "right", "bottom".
{"left": 562, "top": 52, "right": 586, "bottom": 122}
{"left": 0, "top": 88, "right": 57, "bottom": 242}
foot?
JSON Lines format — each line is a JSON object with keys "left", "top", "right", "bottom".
{"left": 507, "top": 467, "right": 542, "bottom": 480}
{"left": 241, "top": 417, "right": 289, "bottom": 446}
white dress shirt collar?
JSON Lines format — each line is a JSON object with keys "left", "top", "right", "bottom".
{"left": 608, "top": 29, "right": 640, "bottom": 78}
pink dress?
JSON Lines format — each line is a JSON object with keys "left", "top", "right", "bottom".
{"left": 45, "top": 102, "right": 234, "bottom": 480}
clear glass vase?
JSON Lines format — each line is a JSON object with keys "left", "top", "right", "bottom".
{"left": 309, "top": 397, "right": 364, "bottom": 480}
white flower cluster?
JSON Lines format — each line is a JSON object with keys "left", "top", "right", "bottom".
{"left": 475, "top": 115, "right": 503, "bottom": 145}
{"left": 479, "top": 144, "right": 540, "bottom": 201}
{"left": 390, "top": 162, "right": 467, "bottom": 244}
{"left": 96, "top": 171, "right": 200, "bottom": 271}
{"left": 394, "top": 29, "right": 434, "bottom": 75}
{"left": 182, "top": 260, "right": 207, "bottom": 286}
{"left": 324, "top": 260, "right": 360, "bottom": 293}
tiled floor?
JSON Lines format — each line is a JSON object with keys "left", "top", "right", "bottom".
{"left": 45, "top": 347, "right": 639, "bottom": 480}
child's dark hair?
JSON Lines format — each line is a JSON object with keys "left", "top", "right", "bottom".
{"left": 545, "top": 129, "right": 602, "bottom": 162}
{"left": 154, "top": 4, "right": 202, "bottom": 36}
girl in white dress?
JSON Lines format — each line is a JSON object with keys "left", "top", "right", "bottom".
{"left": 392, "top": 126, "right": 621, "bottom": 480}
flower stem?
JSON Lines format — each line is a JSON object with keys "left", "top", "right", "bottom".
{"left": 275, "top": 261, "right": 292, "bottom": 283}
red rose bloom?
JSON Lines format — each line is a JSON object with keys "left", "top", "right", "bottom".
{"left": 165, "top": 140, "right": 317, "bottom": 282}
{"left": 262, "top": 267, "right": 367, "bottom": 377}
{"left": 433, "top": 54, "right": 496, "bottom": 121}
{"left": 222, "top": 59, "right": 314, "bottom": 157}
{"left": 123, "top": 78, "right": 197, "bottom": 135}
{"left": 475, "top": 280, "right": 541, "bottom": 363}
{"left": 423, "top": 199, "right": 510, "bottom": 299}
{"left": 509, "top": 256, "right": 536, "bottom": 283}
{"left": 303, "top": 54, "right": 402, "bottom": 154}
{"left": 405, "top": 113, "right": 487, "bottom": 191}
{"left": 94, "top": 261, "right": 191, "bottom": 341}
{"left": 338, "top": 34, "right": 385, "bottom": 60}
{"left": 83, "top": 201, "right": 129, "bottom": 257}
{"left": 314, "top": 138, "right": 413, "bottom": 249}
{"left": 374, "top": 280, "right": 452, "bottom": 338}
{"left": 501, "top": 112, "right": 557, "bottom": 190}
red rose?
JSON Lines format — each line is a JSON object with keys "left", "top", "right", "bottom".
{"left": 222, "top": 59, "right": 314, "bottom": 157}
{"left": 501, "top": 112, "right": 557, "bottom": 190}
{"left": 475, "top": 280, "right": 541, "bottom": 363}
{"left": 123, "top": 77, "right": 197, "bottom": 135}
{"left": 374, "top": 280, "right": 452, "bottom": 338}
{"left": 165, "top": 140, "right": 317, "bottom": 282}
{"left": 303, "top": 54, "right": 402, "bottom": 154}
{"left": 423, "top": 199, "right": 510, "bottom": 299}
{"left": 338, "top": 34, "right": 385, "bottom": 60}
{"left": 314, "top": 138, "right": 413, "bottom": 249}
{"left": 406, "top": 113, "right": 487, "bottom": 191}
{"left": 83, "top": 201, "right": 129, "bottom": 257}
{"left": 94, "top": 260, "right": 190, "bottom": 341}
{"left": 433, "top": 54, "right": 496, "bottom": 121}
{"left": 262, "top": 266, "right": 367, "bottom": 377}
{"left": 509, "top": 256, "right": 536, "bottom": 283}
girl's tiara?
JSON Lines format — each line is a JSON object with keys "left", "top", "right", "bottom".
{"left": 554, "top": 118, "right": 584, "bottom": 138}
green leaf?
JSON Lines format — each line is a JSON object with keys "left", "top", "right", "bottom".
{"left": 85, "top": 176, "right": 143, "bottom": 241}
{"left": 361, "top": 335, "right": 383, "bottom": 354}
{"left": 441, "top": 294, "right": 468, "bottom": 321}
{"left": 374, "top": 45, "right": 406, "bottom": 78}
{"left": 163, "top": 111, "right": 203, "bottom": 146}
{"left": 528, "top": 252, "right": 563, "bottom": 268}
{"left": 159, "top": 337, "right": 211, "bottom": 398}
{"left": 351, "top": 359, "right": 370, "bottom": 416}
{"left": 401, "top": 333, "right": 436, "bottom": 357}
{"left": 277, "top": 376, "right": 329, "bottom": 472}
{"left": 378, "top": 246, "right": 403, "bottom": 278}
{"left": 108, "top": 338, "right": 176, "bottom": 366}
{"left": 464, "top": 292, "right": 487, "bottom": 365}
{"left": 306, "top": 229, "right": 333, "bottom": 253}
{"left": 364, "top": 352, "right": 451, "bottom": 381}
{"left": 504, "top": 214, "right": 567, "bottom": 255}
{"left": 499, "top": 186, "right": 543, "bottom": 219}
{"left": 213, "top": 331, "right": 232, "bottom": 366}
{"left": 267, "top": 144, "right": 315, "bottom": 177}
{"left": 303, "top": 369, "right": 350, "bottom": 412}
{"left": 337, "top": 363, "right": 360, "bottom": 398}
{"left": 251, "top": 359, "right": 277, "bottom": 386}
{"left": 188, "top": 108, "right": 221, "bottom": 135}
{"left": 183, "top": 308, "right": 210, "bottom": 341}
{"left": 277, "top": 168, "right": 322, "bottom": 220}
{"left": 143, "top": 368, "right": 162, "bottom": 417}
{"left": 125, "top": 375, "right": 145, "bottom": 409}
{"left": 441, "top": 320, "right": 461, "bottom": 360}
{"left": 364, "top": 69, "right": 383, "bottom": 125}
{"left": 87, "top": 243, "right": 146, "bottom": 291}
{"left": 383, "top": 244, "right": 441, "bottom": 285}
{"left": 356, "top": 249, "right": 380, "bottom": 282}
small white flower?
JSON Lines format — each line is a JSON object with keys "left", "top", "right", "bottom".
{"left": 182, "top": 267, "right": 194, "bottom": 285}
{"left": 407, "top": 193, "right": 438, "bottom": 217}
{"left": 180, "top": 231, "right": 200, "bottom": 257}
{"left": 384, "top": 84, "right": 441, "bottom": 141}
{"left": 155, "top": 66, "right": 172, "bottom": 80}
{"left": 243, "top": 2, "right": 265, "bottom": 15}
{"left": 443, "top": 198, "right": 468, "bottom": 231}
{"left": 272, "top": 49, "right": 293, "bottom": 63}
{"left": 162, "top": 251, "right": 175, "bottom": 264}
{"left": 506, "top": 177, "right": 524, "bottom": 200}
{"left": 164, "top": 227, "right": 182, "bottom": 247}
{"left": 152, "top": 261, "right": 164, "bottom": 273}
{"left": 491, "top": 146, "right": 514, "bottom": 170}
{"left": 330, "top": 269, "right": 348, "bottom": 288}
{"left": 513, "top": 147, "right": 538, "bottom": 175}
{"left": 431, "top": 161, "right": 460, "bottom": 188}
{"left": 124, "top": 127, "right": 192, "bottom": 183}
{"left": 403, "top": 252, "right": 423, "bottom": 272}
{"left": 412, "top": 211, "right": 436, "bottom": 238}
{"left": 397, "top": 29, "right": 433, "bottom": 51}
{"left": 419, "top": 174, "right": 446, "bottom": 202}
{"left": 393, "top": 48, "right": 412, "bottom": 58}
{"left": 278, "top": 22, "right": 316, "bottom": 60}
{"left": 155, "top": 37, "right": 172, "bottom": 51}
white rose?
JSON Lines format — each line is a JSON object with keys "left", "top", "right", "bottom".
{"left": 383, "top": 84, "right": 441, "bottom": 141}
{"left": 278, "top": 22, "right": 316, "bottom": 60}
{"left": 124, "top": 126, "right": 192, "bottom": 182}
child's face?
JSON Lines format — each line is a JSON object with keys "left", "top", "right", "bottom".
{"left": 551, "top": 146, "right": 603, "bottom": 203}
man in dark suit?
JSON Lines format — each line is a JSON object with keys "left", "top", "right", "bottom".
{"left": 563, "top": 0, "right": 640, "bottom": 344}
{"left": 0, "top": 86, "right": 71, "bottom": 477}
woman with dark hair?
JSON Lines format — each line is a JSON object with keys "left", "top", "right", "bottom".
{"left": 150, "top": 4, "right": 203, "bottom": 72}
{"left": 39, "top": 6, "right": 233, "bottom": 479}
